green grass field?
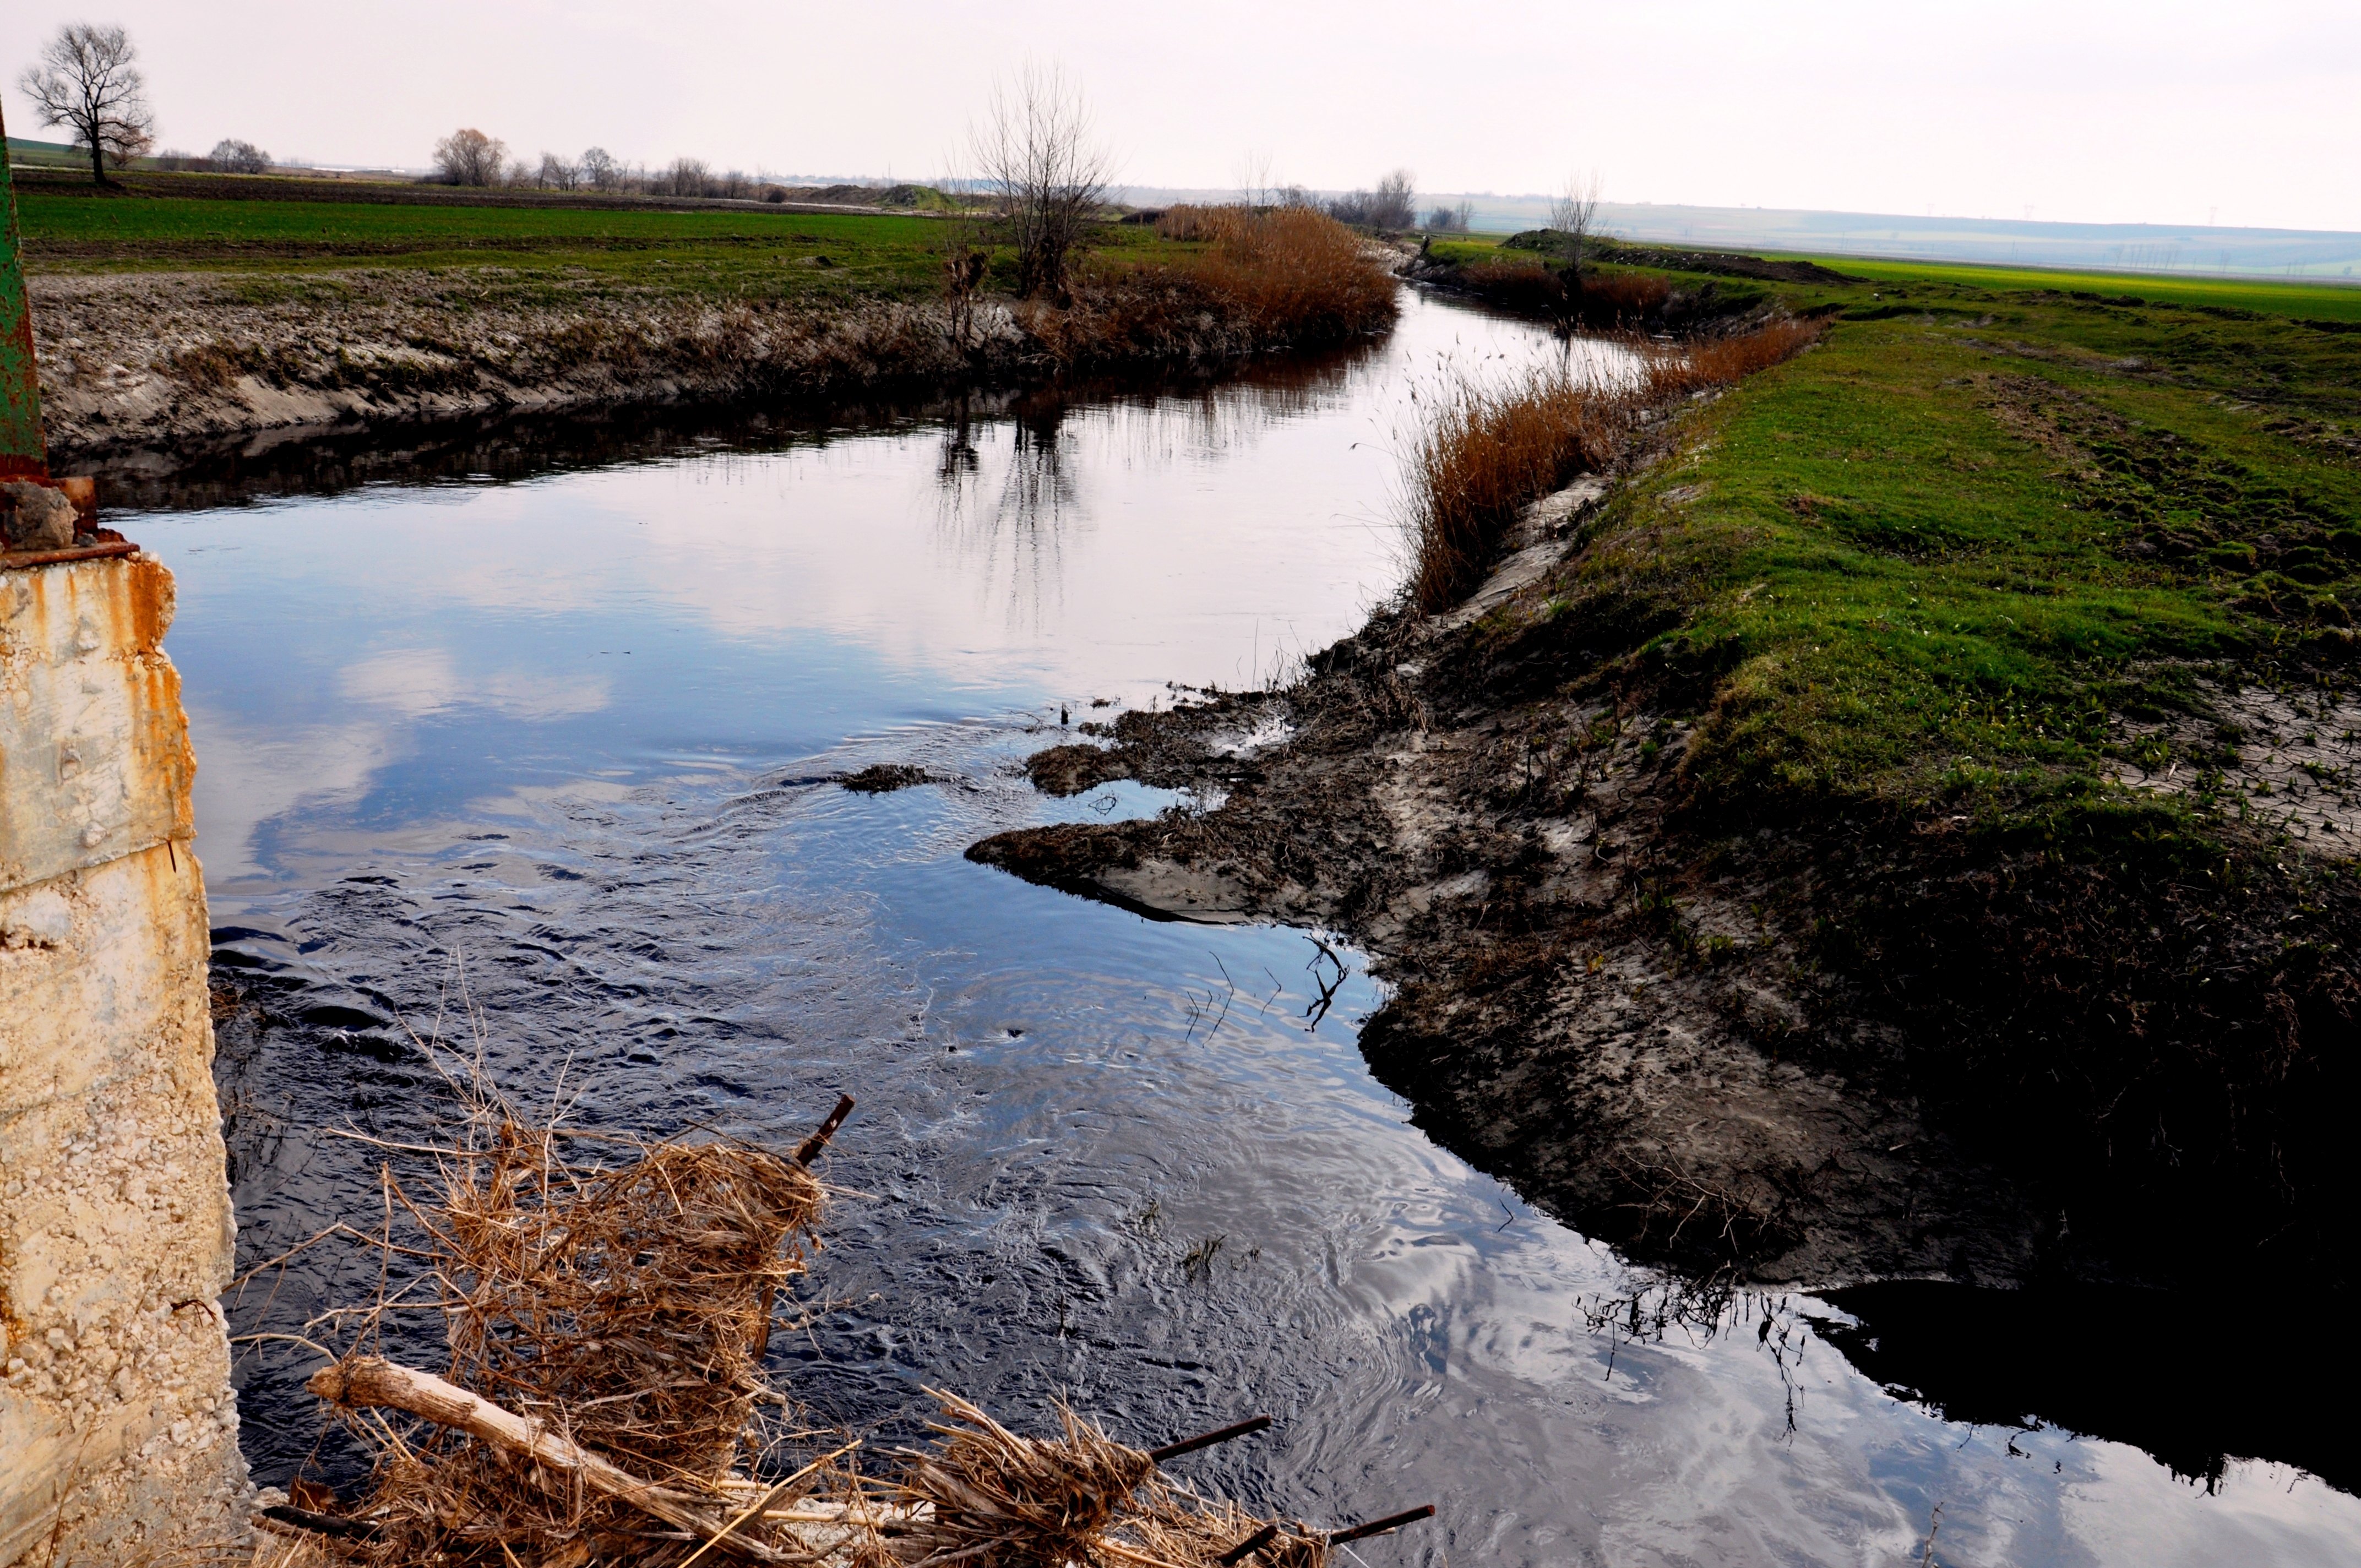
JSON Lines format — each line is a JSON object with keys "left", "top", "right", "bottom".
{"left": 8, "top": 182, "right": 1180, "bottom": 307}
{"left": 1772, "top": 253, "right": 2361, "bottom": 324}
{"left": 1506, "top": 251, "right": 2361, "bottom": 852}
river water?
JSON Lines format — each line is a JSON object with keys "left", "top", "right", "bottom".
{"left": 129, "top": 290, "right": 2360, "bottom": 1565}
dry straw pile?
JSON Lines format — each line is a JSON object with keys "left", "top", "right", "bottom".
{"left": 250, "top": 1089, "right": 1420, "bottom": 1568}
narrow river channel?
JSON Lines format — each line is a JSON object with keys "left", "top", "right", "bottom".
{"left": 127, "top": 289, "right": 2360, "bottom": 1566}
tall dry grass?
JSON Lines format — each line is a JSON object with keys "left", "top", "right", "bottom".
{"left": 1184, "top": 205, "right": 1398, "bottom": 343}
{"left": 1153, "top": 203, "right": 1251, "bottom": 243}
{"left": 1399, "top": 317, "right": 1821, "bottom": 614}
{"left": 1036, "top": 205, "right": 1395, "bottom": 366}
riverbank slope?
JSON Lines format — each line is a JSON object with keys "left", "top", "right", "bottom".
{"left": 18, "top": 188, "right": 1394, "bottom": 464}
{"left": 970, "top": 250, "right": 2361, "bottom": 1294}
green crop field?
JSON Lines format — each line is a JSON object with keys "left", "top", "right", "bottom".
{"left": 1769, "top": 252, "right": 2361, "bottom": 325}
{"left": 7, "top": 183, "right": 1192, "bottom": 307}
{"left": 9, "top": 188, "right": 964, "bottom": 303}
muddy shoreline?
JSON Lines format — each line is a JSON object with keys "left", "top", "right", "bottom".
{"left": 965, "top": 428, "right": 2359, "bottom": 1297}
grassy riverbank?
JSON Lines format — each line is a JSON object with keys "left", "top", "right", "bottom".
{"left": 973, "top": 242, "right": 2361, "bottom": 1291}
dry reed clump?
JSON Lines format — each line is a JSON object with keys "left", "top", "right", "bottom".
{"left": 1153, "top": 205, "right": 1251, "bottom": 243}
{"left": 432, "top": 1128, "right": 824, "bottom": 1479}
{"left": 1399, "top": 318, "right": 1823, "bottom": 614}
{"left": 291, "top": 1101, "right": 837, "bottom": 1566}
{"left": 1399, "top": 366, "right": 1624, "bottom": 614}
{"left": 1048, "top": 205, "right": 1394, "bottom": 367}
{"left": 875, "top": 1391, "right": 1328, "bottom": 1568}
{"left": 886, "top": 1390, "right": 1155, "bottom": 1566}
{"left": 270, "top": 1089, "right": 1422, "bottom": 1567}
{"left": 1183, "top": 206, "right": 1397, "bottom": 346}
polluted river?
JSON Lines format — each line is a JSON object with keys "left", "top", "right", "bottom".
{"left": 125, "top": 289, "right": 2360, "bottom": 1566}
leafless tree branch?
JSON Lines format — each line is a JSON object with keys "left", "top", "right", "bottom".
{"left": 969, "top": 63, "right": 1114, "bottom": 302}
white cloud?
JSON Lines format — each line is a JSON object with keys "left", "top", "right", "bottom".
{"left": 340, "top": 647, "right": 612, "bottom": 721}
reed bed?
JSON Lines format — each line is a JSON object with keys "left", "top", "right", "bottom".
{"left": 1397, "top": 317, "right": 1823, "bottom": 614}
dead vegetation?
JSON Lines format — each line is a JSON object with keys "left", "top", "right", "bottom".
{"left": 246, "top": 1082, "right": 1428, "bottom": 1567}
{"left": 1398, "top": 318, "right": 1823, "bottom": 613}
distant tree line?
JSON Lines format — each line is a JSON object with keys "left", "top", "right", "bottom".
{"left": 154, "top": 138, "right": 273, "bottom": 174}
{"left": 433, "top": 128, "right": 790, "bottom": 202}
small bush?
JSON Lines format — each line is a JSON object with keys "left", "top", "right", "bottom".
{"left": 160, "top": 341, "right": 243, "bottom": 389}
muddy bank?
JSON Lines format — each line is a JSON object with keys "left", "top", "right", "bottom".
{"left": 966, "top": 454, "right": 2361, "bottom": 1296}
{"left": 29, "top": 258, "right": 1393, "bottom": 466}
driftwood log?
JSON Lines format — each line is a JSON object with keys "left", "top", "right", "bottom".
{"left": 307, "top": 1357, "right": 786, "bottom": 1561}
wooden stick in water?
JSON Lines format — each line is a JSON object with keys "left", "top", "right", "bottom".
{"left": 795, "top": 1095, "right": 857, "bottom": 1166}
{"left": 307, "top": 1357, "right": 784, "bottom": 1562}
{"left": 1147, "top": 1414, "right": 1273, "bottom": 1463}
{"left": 1217, "top": 1523, "right": 1280, "bottom": 1564}
{"left": 1327, "top": 1505, "right": 1435, "bottom": 1545}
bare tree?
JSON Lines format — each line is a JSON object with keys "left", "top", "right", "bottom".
{"left": 1426, "top": 199, "right": 1474, "bottom": 233}
{"left": 434, "top": 127, "right": 507, "bottom": 186}
{"left": 536, "top": 152, "right": 578, "bottom": 190}
{"left": 1329, "top": 170, "right": 1417, "bottom": 231}
{"left": 970, "top": 64, "right": 1114, "bottom": 301}
{"left": 1233, "top": 148, "right": 1275, "bottom": 209}
{"left": 1549, "top": 170, "right": 1604, "bottom": 274}
{"left": 19, "top": 24, "right": 156, "bottom": 186}
{"left": 1372, "top": 169, "right": 1417, "bottom": 230}
{"left": 208, "top": 138, "right": 270, "bottom": 175}
{"left": 580, "top": 147, "right": 621, "bottom": 191}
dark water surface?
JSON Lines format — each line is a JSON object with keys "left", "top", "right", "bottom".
{"left": 130, "top": 291, "right": 2360, "bottom": 1565}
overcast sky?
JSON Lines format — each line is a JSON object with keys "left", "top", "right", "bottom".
{"left": 4, "top": 1, "right": 2356, "bottom": 232}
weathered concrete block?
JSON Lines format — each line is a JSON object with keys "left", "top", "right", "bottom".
{"left": 0, "top": 553, "right": 246, "bottom": 1567}
{"left": 0, "top": 554, "right": 193, "bottom": 895}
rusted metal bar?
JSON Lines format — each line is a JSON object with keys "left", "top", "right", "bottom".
{"left": 0, "top": 99, "right": 47, "bottom": 480}
{"left": 1326, "top": 1505, "right": 1434, "bottom": 1546}
{"left": 0, "top": 539, "right": 134, "bottom": 568}
{"left": 1146, "top": 1414, "right": 1273, "bottom": 1464}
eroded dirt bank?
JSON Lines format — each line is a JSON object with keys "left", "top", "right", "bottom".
{"left": 966, "top": 455, "right": 2361, "bottom": 1295}
{"left": 28, "top": 261, "right": 1386, "bottom": 466}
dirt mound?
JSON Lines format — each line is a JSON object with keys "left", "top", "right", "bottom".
{"left": 1502, "top": 231, "right": 1860, "bottom": 285}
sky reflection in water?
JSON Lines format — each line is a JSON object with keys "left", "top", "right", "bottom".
{"left": 128, "top": 290, "right": 2361, "bottom": 1566}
